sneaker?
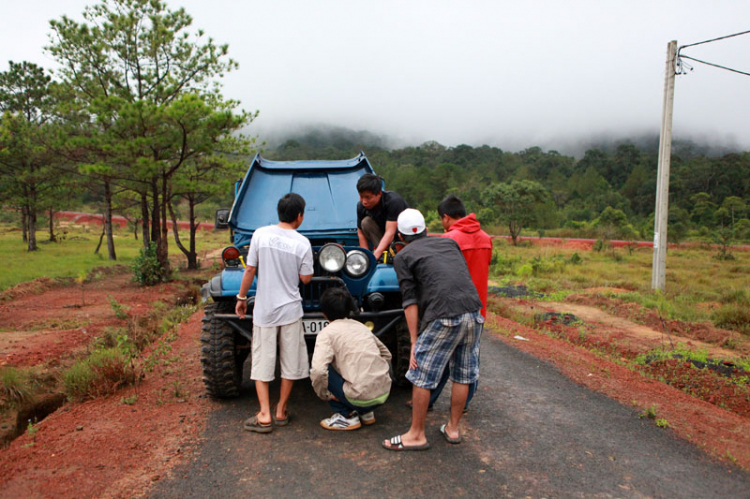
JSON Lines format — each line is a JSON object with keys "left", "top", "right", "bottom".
{"left": 359, "top": 411, "right": 376, "bottom": 426}
{"left": 320, "top": 412, "right": 361, "bottom": 431}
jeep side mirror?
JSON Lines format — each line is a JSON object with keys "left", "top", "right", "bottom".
{"left": 215, "top": 209, "right": 230, "bottom": 230}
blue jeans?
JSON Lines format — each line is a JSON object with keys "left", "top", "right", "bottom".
{"left": 429, "top": 366, "right": 477, "bottom": 410}
{"left": 327, "top": 365, "right": 381, "bottom": 416}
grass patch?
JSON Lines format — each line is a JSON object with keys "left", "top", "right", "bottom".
{"left": 0, "top": 224, "right": 141, "bottom": 292}
{"left": 634, "top": 345, "right": 708, "bottom": 366}
{"left": 120, "top": 394, "right": 138, "bottom": 405}
{"left": 0, "top": 222, "right": 228, "bottom": 292}
{"left": 62, "top": 346, "right": 137, "bottom": 401}
{"left": 639, "top": 404, "right": 659, "bottom": 419}
{"left": 27, "top": 317, "right": 91, "bottom": 332}
{"left": 491, "top": 240, "right": 750, "bottom": 333}
{"left": 152, "top": 301, "right": 198, "bottom": 335}
{"left": 0, "top": 367, "right": 35, "bottom": 407}
{"left": 712, "top": 304, "right": 750, "bottom": 334}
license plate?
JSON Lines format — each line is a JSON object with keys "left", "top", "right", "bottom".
{"left": 302, "top": 319, "right": 329, "bottom": 334}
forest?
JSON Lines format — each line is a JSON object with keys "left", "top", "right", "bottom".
{"left": 267, "top": 128, "right": 750, "bottom": 245}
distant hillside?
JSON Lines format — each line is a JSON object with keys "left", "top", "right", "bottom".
{"left": 258, "top": 124, "right": 745, "bottom": 159}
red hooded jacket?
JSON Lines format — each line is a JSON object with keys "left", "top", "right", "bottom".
{"left": 439, "top": 213, "right": 493, "bottom": 317}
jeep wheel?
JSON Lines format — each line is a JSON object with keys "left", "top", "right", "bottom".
{"left": 394, "top": 320, "right": 411, "bottom": 387}
{"left": 200, "top": 301, "right": 250, "bottom": 398}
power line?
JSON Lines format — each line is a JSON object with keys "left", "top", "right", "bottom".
{"left": 679, "top": 29, "right": 750, "bottom": 50}
{"left": 678, "top": 54, "right": 750, "bottom": 77}
{"left": 676, "top": 29, "right": 750, "bottom": 77}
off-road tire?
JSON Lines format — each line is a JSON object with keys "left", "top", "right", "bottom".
{"left": 394, "top": 319, "right": 411, "bottom": 387}
{"left": 200, "top": 301, "right": 250, "bottom": 398}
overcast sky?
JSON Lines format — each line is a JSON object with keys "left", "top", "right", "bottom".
{"left": 2, "top": 1, "right": 750, "bottom": 152}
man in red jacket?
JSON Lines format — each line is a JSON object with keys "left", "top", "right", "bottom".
{"left": 431, "top": 194, "right": 493, "bottom": 411}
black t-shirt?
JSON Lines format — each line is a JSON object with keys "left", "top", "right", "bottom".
{"left": 356, "top": 190, "right": 408, "bottom": 231}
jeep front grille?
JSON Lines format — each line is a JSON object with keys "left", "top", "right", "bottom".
{"left": 299, "top": 276, "right": 346, "bottom": 310}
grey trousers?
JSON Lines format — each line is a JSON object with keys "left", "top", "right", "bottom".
{"left": 360, "top": 216, "right": 384, "bottom": 249}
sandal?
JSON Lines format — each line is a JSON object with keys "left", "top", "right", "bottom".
{"left": 274, "top": 411, "right": 290, "bottom": 427}
{"left": 243, "top": 414, "right": 273, "bottom": 433}
{"left": 439, "top": 424, "right": 461, "bottom": 444}
{"left": 382, "top": 434, "right": 430, "bottom": 451}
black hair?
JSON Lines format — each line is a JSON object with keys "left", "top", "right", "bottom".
{"left": 398, "top": 230, "right": 427, "bottom": 243}
{"left": 319, "top": 287, "right": 358, "bottom": 321}
{"left": 356, "top": 173, "right": 383, "bottom": 195}
{"left": 277, "top": 193, "right": 306, "bottom": 223}
{"left": 437, "top": 194, "right": 466, "bottom": 219}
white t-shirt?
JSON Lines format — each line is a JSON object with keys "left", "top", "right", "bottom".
{"left": 247, "top": 224, "right": 314, "bottom": 327}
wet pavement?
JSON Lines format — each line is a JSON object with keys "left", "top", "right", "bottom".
{"left": 151, "top": 332, "right": 750, "bottom": 498}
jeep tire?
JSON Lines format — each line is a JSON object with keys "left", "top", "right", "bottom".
{"left": 200, "top": 301, "right": 250, "bottom": 398}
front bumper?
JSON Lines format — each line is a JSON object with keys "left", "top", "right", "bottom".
{"left": 213, "top": 308, "right": 404, "bottom": 343}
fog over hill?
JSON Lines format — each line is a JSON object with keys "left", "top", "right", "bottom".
{"left": 254, "top": 123, "right": 744, "bottom": 160}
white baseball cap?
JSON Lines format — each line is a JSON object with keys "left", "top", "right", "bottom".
{"left": 397, "top": 208, "right": 426, "bottom": 235}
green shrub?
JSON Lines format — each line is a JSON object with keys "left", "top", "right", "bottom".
{"left": 719, "top": 288, "right": 750, "bottom": 306}
{"left": 159, "top": 304, "right": 198, "bottom": 334}
{"left": 108, "top": 295, "right": 131, "bottom": 320}
{"left": 528, "top": 255, "right": 566, "bottom": 276}
{"left": 516, "top": 263, "right": 533, "bottom": 278}
{"left": 0, "top": 367, "right": 34, "bottom": 406}
{"left": 491, "top": 249, "right": 520, "bottom": 277}
{"left": 62, "top": 362, "right": 98, "bottom": 400}
{"left": 712, "top": 304, "right": 750, "bottom": 334}
{"left": 62, "top": 348, "right": 136, "bottom": 400}
{"left": 132, "top": 242, "right": 167, "bottom": 286}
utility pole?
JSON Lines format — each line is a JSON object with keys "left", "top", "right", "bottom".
{"left": 652, "top": 40, "right": 677, "bottom": 291}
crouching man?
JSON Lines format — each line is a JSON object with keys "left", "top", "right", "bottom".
{"left": 310, "top": 287, "right": 392, "bottom": 431}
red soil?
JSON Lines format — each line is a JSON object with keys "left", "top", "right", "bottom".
{"left": 0, "top": 270, "right": 214, "bottom": 498}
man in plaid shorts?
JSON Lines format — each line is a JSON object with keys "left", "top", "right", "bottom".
{"left": 382, "top": 208, "right": 484, "bottom": 451}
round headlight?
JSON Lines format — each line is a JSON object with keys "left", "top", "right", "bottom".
{"left": 318, "top": 243, "right": 346, "bottom": 273}
{"left": 345, "top": 249, "right": 369, "bottom": 278}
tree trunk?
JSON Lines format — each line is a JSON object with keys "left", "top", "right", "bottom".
{"left": 509, "top": 221, "right": 520, "bottom": 247}
{"left": 48, "top": 208, "right": 57, "bottom": 242}
{"left": 27, "top": 182, "right": 38, "bottom": 252}
{"left": 21, "top": 205, "right": 28, "bottom": 243}
{"left": 189, "top": 196, "right": 199, "bottom": 270}
{"left": 141, "top": 191, "right": 150, "bottom": 248}
{"left": 157, "top": 174, "right": 170, "bottom": 273}
{"left": 168, "top": 195, "right": 197, "bottom": 269}
{"left": 150, "top": 178, "right": 160, "bottom": 246}
{"left": 94, "top": 223, "right": 105, "bottom": 254}
{"left": 27, "top": 205, "right": 38, "bottom": 252}
{"left": 104, "top": 180, "right": 117, "bottom": 260}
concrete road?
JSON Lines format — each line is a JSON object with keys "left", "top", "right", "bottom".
{"left": 151, "top": 332, "right": 750, "bottom": 498}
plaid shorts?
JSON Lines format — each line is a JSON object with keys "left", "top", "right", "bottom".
{"left": 406, "top": 311, "right": 483, "bottom": 389}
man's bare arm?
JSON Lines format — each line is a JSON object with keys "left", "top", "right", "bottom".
{"left": 404, "top": 303, "right": 419, "bottom": 370}
{"left": 235, "top": 265, "right": 257, "bottom": 318}
{"left": 373, "top": 220, "right": 398, "bottom": 260}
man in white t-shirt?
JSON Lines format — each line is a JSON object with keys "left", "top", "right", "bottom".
{"left": 235, "top": 193, "right": 314, "bottom": 433}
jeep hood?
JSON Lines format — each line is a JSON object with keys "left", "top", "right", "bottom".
{"left": 228, "top": 153, "right": 374, "bottom": 238}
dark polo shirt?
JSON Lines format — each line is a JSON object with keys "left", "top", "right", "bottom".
{"left": 394, "top": 236, "right": 482, "bottom": 331}
{"left": 356, "top": 190, "right": 408, "bottom": 232}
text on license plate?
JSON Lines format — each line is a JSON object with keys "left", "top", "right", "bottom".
{"left": 302, "top": 319, "right": 329, "bottom": 334}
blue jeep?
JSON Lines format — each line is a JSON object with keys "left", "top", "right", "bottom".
{"left": 200, "top": 152, "right": 409, "bottom": 398}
